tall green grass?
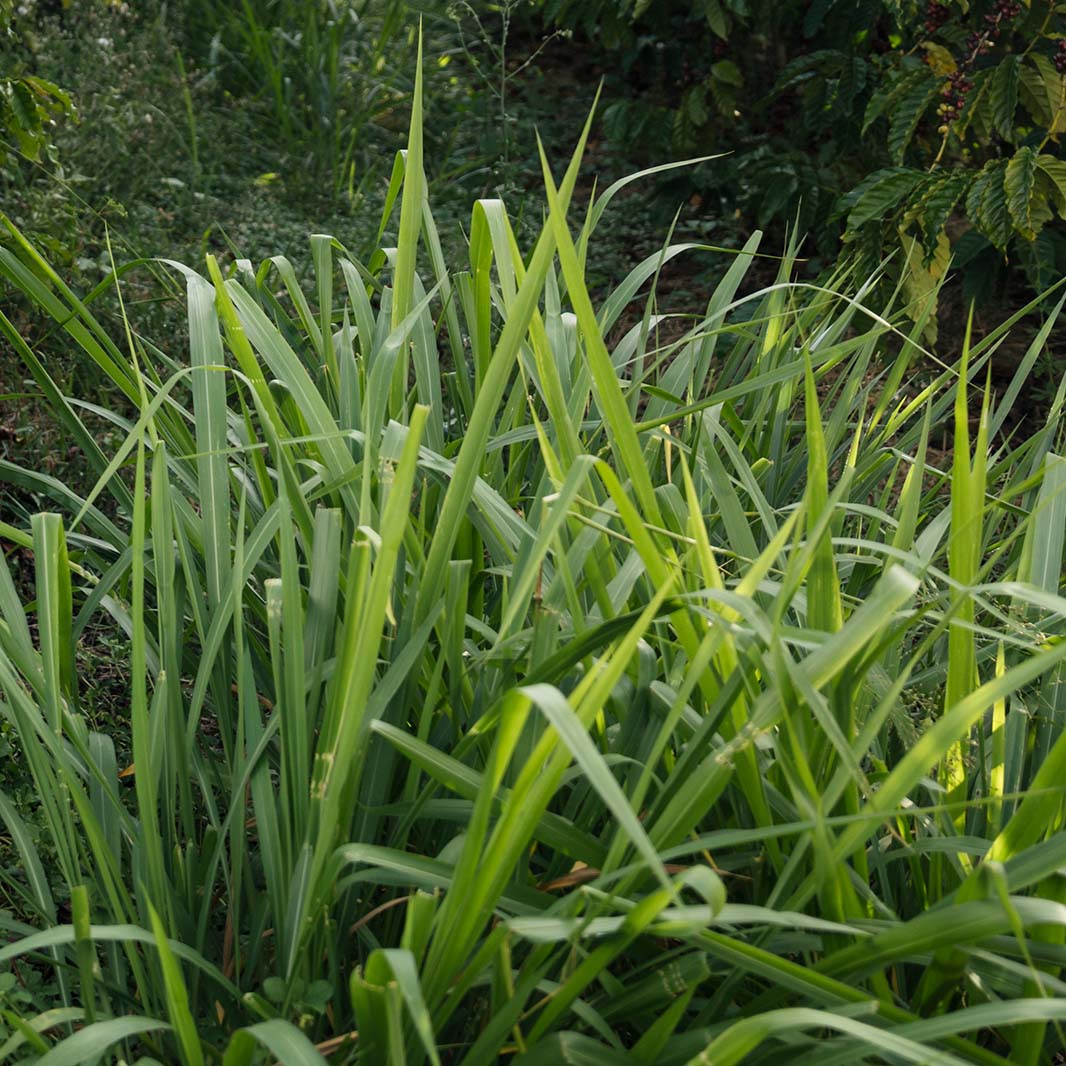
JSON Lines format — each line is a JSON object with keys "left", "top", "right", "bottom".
{"left": 2, "top": 47, "right": 1066, "bottom": 1065}
{"left": 179, "top": 0, "right": 409, "bottom": 193}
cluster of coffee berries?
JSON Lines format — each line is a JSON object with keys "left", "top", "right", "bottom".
{"left": 954, "top": 0, "right": 1020, "bottom": 62}
{"left": 981, "top": 3, "right": 1020, "bottom": 33}
{"left": 992, "top": 0, "right": 1022, "bottom": 19}
{"left": 937, "top": 67, "right": 974, "bottom": 126}
{"left": 932, "top": 0, "right": 1025, "bottom": 133}
{"left": 1055, "top": 38, "right": 1066, "bottom": 75}
{"left": 962, "top": 27, "right": 993, "bottom": 55}
{"left": 924, "top": 1, "right": 950, "bottom": 33}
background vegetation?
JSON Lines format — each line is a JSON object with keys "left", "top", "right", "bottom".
{"left": 537, "top": 0, "right": 1066, "bottom": 313}
{"left": 1, "top": 0, "right": 1066, "bottom": 1063}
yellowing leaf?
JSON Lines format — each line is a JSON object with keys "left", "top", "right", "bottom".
{"left": 922, "top": 43, "right": 957, "bottom": 77}
{"left": 899, "top": 227, "right": 949, "bottom": 345}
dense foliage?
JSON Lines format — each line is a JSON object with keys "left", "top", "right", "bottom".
{"left": 537, "top": 0, "right": 1066, "bottom": 315}
{"left": 175, "top": 0, "right": 409, "bottom": 194}
{"left": 2, "top": 2, "right": 1066, "bottom": 1064}
{"left": 0, "top": 0, "right": 426, "bottom": 282}
{"left": 2, "top": 42, "right": 1066, "bottom": 1063}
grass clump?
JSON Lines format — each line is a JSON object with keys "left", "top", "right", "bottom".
{"left": 2, "top": 48, "right": 1066, "bottom": 1066}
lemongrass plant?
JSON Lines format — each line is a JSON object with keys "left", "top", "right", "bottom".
{"left": 1, "top": 38, "right": 1066, "bottom": 1066}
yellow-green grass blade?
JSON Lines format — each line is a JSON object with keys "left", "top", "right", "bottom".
{"left": 0, "top": 791, "right": 57, "bottom": 926}
{"left": 812, "top": 1000, "right": 1066, "bottom": 1066}
{"left": 0, "top": 222, "right": 140, "bottom": 404}
{"left": 789, "top": 636, "right": 1066, "bottom": 913}
{"left": 70, "top": 885, "right": 96, "bottom": 1022}
{"left": 151, "top": 441, "right": 193, "bottom": 846}
{"left": 525, "top": 871, "right": 724, "bottom": 1044}
{"left": 183, "top": 270, "right": 232, "bottom": 612}
{"left": 300, "top": 406, "right": 429, "bottom": 946}
{"left": 31, "top": 514, "right": 75, "bottom": 730}
{"left": 497, "top": 455, "right": 596, "bottom": 640}
{"left": 471, "top": 198, "right": 582, "bottom": 467}
{"left": 391, "top": 29, "right": 424, "bottom": 332}
{"left": 539, "top": 140, "right": 663, "bottom": 528}
{"left": 130, "top": 438, "right": 169, "bottom": 922}
{"left": 423, "top": 581, "right": 675, "bottom": 1008}
{"left": 388, "top": 27, "right": 425, "bottom": 414}
{"left": 0, "top": 1008, "right": 85, "bottom": 1060}
{"left": 360, "top": 948, "right": 442, "bottom": 1066}
{"left": 276, "top": 493, "right": 309, "bottom": 849}
{"left": 0, "top": 536, "right": 37, "bottom": 675}
{"left": 803, "top": 353, "right": 843, "bottom": 635}
{"left": 206, "top": 255, "right": 317, "bottom": 543}
{"left": 640, "top": 509, "right": 799, "bottom": 848}
{"left": 371, "top": 720, "right": 607, "bottom": 864}
{"left": 943, "top": 320, "right": 985, "bottom": 812}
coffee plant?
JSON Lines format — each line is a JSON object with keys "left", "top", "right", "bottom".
{"left": 842, "top": 0, "right": 1066, "bottom": 321}
{"left": 536, "top": 0, "right": 1066, "bottom": 321}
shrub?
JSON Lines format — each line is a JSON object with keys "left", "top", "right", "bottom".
{"left": 535, "top": 0, "right": 1066, "bottom": 320}
{"left": 2, "top": 43, "right": 1066, "bottom": 1064}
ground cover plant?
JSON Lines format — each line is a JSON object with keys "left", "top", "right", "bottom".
{"left": 0, "top": 0, "right": 436, "bottom": 506}
{"left": 175, "top": 0, "right": 410, "bottom": 196}
{"left": 1, "top": 0, "right": 419, "bottom": 271}
{"left": 4, "top": 37, "right": 1066, "bottom": 1066}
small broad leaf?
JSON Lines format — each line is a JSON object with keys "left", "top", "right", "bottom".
{"left": 864, "top": 66, "right": 928, "bottom": 135}
{"left": 703, "top": 0, "right": 728, "bottom": 38}
{"left": 803, "top": 0, "right": 835, "bottom": 36}
{"left": 965, "top": 159, "right": 1012, "bottom": 249}
{"left": 921, "top": 43, "right": 956, "bottom": 77}
{"left": 1036, "top": 154, "right": 1066, "bottom": 217}
{"left": 989, "top": 55, "right": 1020, "bottom": 140}
{"left": 711, "top": 59, "right": 742, "bottom": 87}
{"left": 775, "top": 50, "right": 844, "bottom": 94}
{"left": 1019, "top": 54, "right": 1066, "bottom": 134}
{"left": 262, "top": 977, "right": 286, "bottom": 1004}
{"left": 1019, "top": 59, "right": 1055, "bottom": 126}
{"left": 302, "top": 980, "right": 333, "bottom": 1012}
{"left": 680, "top": 85, "right": 709, "bottom": 129}
{"left": 887, "top": 72, "right": 939, "bottom": 164}
{"left": 905, "top": 171, "right": 972, "bottom": 253}
{"left": 844, "top": 168, "right": 924, "bottom": 231}
{"left": 1005, "top": 146, "right": 1052, "bottom": 240}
